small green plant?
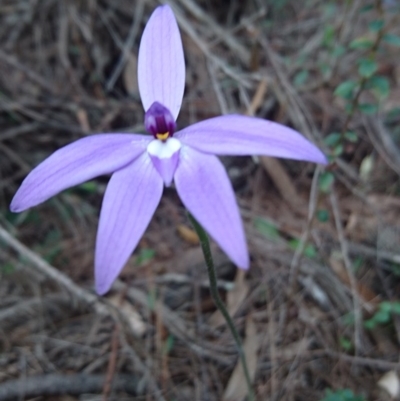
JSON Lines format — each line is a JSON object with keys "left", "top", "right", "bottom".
{"left": 319, "top": 171, "right": 335, "bottom": 193}
{"left": 135, "top": 248, "right": 155, "bottom": 266}
{"left": 1, "top": 262, "right": 16, "bottom": 275}
{"left": 288, "top": 239, "right": 317, "bottom": 258}
{"left": 162, "top": 334, "right": 175, "bottom": 355}
{"left": 316, "top": 209, "right": 329, "bottom": 222}
{"left": 364, "top": 301, "right": 400, "bottom": 330}
{"left": 254, "top": 217, "right": 280, "bottom": 241}
{"left": 325, "top": 0, "right": 399, "bottom": 167}
{"left": 339, "top": 336, "right": 353, "bottom": 352}
{"left": 254, "top": 218, "right": 317, "bottom": 258}
{"left": 321, "top": 389, "right": 366, "bottom": 401}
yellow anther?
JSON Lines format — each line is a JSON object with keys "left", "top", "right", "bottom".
{"left": 156, "top": 132, "right": 169, "bottom": 140}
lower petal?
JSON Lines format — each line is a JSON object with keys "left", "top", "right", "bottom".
{"left": 174, "top": 146, "right": 249, "bottom": 269}
{"left": 95, "top": 152, "right": 163, "bottom": 295}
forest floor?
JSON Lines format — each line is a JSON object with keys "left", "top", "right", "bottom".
{"left": 1, "top": 0, "right": 400, "bottom": 400}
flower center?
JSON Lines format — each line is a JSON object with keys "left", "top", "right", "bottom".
{"left": 156, "top": 132, "right": 170, "bottom": 140}
{"left": 147, "top": 137, "right": 181, "bottom": 186}
{"left": 145, "top": 101, "right": 176, "bottom": 141}
{"left": 147, "top": 137, "right": 181, "bottom": 159}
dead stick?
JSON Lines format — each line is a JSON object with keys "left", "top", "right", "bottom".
{"left": 0, "top": 224, "right": 108, "bottom": 315}
{"left": 0, "top": 374, "right": 137, "bottom": 401}
{"left": 102, "top": 325, "right": 121, "bottom": 401}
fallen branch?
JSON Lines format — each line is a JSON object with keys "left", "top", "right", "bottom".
{"left": 0, "top": 224, "right": 108, "bottom": 315}
{"left": 0, "top": 374, "right": 137, "bottom": 401}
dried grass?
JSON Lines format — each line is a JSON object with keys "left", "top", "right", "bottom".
{"left": 0, "top": 0, "right": 400, "bottom": 400}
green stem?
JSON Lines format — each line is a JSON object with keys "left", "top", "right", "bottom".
{"left": 188, "top": 213, "right": 255, "bottom": 401}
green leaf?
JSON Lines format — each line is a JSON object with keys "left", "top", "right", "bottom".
{"left": 367, "top": 75, "right": 390, "bottom": 99}
{"left": 293, "top": 70, "right": 309, "bottom": 86}
{"left": 386, "top": 107, "right": 400, "bottom": 121}
{"left": 78, "top": 181, "right": 98, "bottom": 193}
{"left": 317, "top": 209, "right": 329, "bottom": 223}
{"left": 319, "top": 62, "right": 331, "bottom": 77}
{"left": 374, "top": 309, "right": 391, "bottom": 324}
{"left": 323, "top": 25, "right": 335, "bottom": 47}
{"left": 391, "top": 302, "right": 400, "bottom": 314}
{"left": 361, "top": 5, "right": 374, "bottom": 12}
{"left": 136, "top": 248, "right": 155, "bottom": 266}
{"left": 339, "top": 336, "right": 353, "bottom": 351}
{"left": 163, "top": 335, "right": 175, "bottom": 355}
{"left": 364, "top": 301, "right": 394, "bottom": 330}
{"left": 331, "top": 45, "right": 346, "bottom": 58}
{"left": 358, "top": 58, "right": 378, "bottom": 78}
{"left": 319, "top": 172, "right": 334, "bottom": 193}
{"left": 321, "top": 389, "right": 366, "bottom": 401}
{"left": 254, "top": 218, "right": 280, "bottom": 240}
{"left": 304, "top": 244, "right": 317, "bottom": 258}
{"left": 288, "top": 239, "right": 317, "bottom": 258}
{"left": 383, "top": 33, "right": 400, "bottom": 47}
{"left": 380, "top": 301, "right": 393, "bottom": 313}
{"left": 352, "top": 256, "right": 364, "bottom": 271}
{"left": 358, "top": 103, "right": 378, "bottom": 114}
{"left": 363, "top": 319, "right": 376, "bottom": 330}
{"left": 333, "top": 144, "right": 343, "bottom": 156}
{"left": 344, "top": 131, "right": 358, "bottom": 142}
{"left": 1, "top": 262, "right": 15, "bottom": 275}
{"left": 324, "top": 133, "right": 341, "bottom": 147}
{"left": 349, "top": 37, "right": 374, "bottom": 50}
{"left": 368, "top": 19, "right": 384, "bottom": 32}
{"left": 334, "top": 80, "right": 357, "bottom": 99}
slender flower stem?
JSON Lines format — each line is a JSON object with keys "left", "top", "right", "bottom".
{"left": 188, "top": 213, "right": 255, "bottom": 401}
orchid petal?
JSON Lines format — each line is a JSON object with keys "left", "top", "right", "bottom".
{"left": 10, "top": 134, "right": 151, "bottom": 212}
{"left": 174, "top": 146, "right": 249, "bottom": 269}
{"left": 138, "top": 5, "right": 185, "bottom": 120}
{"left": 147, "top": 138, "right": 181, "bottom": 186}
{"left": 95, "top": 152, "right": 163, "bottom": 295}
{"left": 175, "top": 115, "right": 327, "bottom": 164}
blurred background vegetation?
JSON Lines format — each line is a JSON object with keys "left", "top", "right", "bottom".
{"left": 0, "top": 0, "right": 400, "bottom": 400}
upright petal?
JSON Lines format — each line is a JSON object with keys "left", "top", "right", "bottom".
{"left": 174, "top": 146, "right": 249, "bottom": 269}
{"left": 175, "top": 115, "right": 327, "bottom": 164}
{"left": 138, "top": 5, "right": 185, "bottom": 120}
{"left": 10, "top": 134, "right": 151, "bottom": 212}
{"left": 95, "top": 152, "right": 163, "bottom": 295}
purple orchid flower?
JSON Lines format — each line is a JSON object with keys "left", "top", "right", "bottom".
{"left": 10, "top": 5, "right": 326, "bottom": 295}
